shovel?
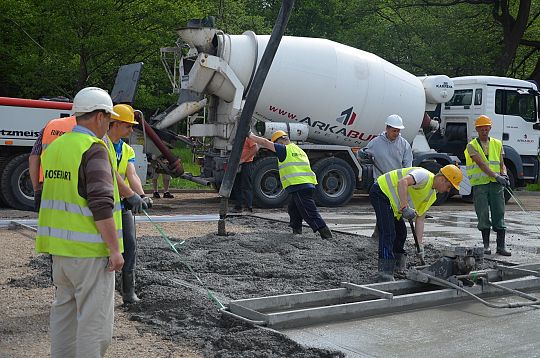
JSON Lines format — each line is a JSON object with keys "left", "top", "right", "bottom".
{"left": 408, "top": 218, "right": 426, "bottom": 265}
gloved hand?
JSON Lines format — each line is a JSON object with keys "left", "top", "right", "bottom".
{"left": 357, "top": 150, "right": 373, "bottom": 161}
{"left": 33, "top": 190, "right": 42, "bottom": 213}
{"left": 495, "top": 174, "right": 508, "bottom": 186}
{"left": 502, "top": 174, "right": 511, "bottom": 187}
{"left": 416, "top": 244, "right": 425, "bottom": 261}
{"left": 141, "top": 195, "right": 153, "bottom": 209}
{"left": 401, "top": 206, "right": 417, "bottom": 220}
{"left": 125, "top": 193, "right": 147, "bottom": 214}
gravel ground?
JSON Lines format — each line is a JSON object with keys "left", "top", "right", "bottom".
{"left": 0, "top": 192, "right": 512, "bottom": 357}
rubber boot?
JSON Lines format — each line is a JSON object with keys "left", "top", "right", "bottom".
{"left": 481, "top": 229, "right": 491, "bottom": 255}
{"left": 122, "top": 271, "right": 140, "bottom": 304}
{"left": 371, "top": 225, "right": 379, "bottom": 240}
{"left": 496, "top": 230, "right": 511, "bottom": 256}
{"left": 377, "top": 259, "right": 395, "bottom": 282}
{"left": 318, "top": 226, "right": 333, "bottom": 239}
{"left": 394, "top": 253, "right": 407, "bottom": 275}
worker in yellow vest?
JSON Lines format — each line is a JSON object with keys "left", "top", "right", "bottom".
{"left": 248, "top": 130, "right": 332, "bottom": 239}
{"left": 369, "top": 165, "right": 462, "bottom": 282}
{"left": 107, "top": 104, "right": 152, "bottom": 304}
{"left": 35, "top": 87, "right": 123, "bottom": 357}
{"left": 464, "top": 115, "right": 511, "bottom": 256}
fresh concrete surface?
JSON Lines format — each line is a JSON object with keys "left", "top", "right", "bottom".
{"left": 282, "top": 292, "right": 540, "bottom": 358}
{"left": 253, "top": 208, "right": 540, "bottom": 265}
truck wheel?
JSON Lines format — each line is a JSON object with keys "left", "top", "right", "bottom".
{"left": 419, "top": 161, "right": 448, "bottom": 206}
{"left": 252, "top": 157, "right": 288, "bottom": 208}
{"left": 0, "top": 154, "right": 14, "bottom": 207}
{"left": 312, "top": 157, "right": 355, "bottom": 207}
{"left": 0, "top": 153, "right": 34, "bottom": 211}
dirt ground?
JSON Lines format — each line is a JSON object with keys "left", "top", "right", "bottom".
{"left": 0, "top": 191, "right": 534, "bottom": 357}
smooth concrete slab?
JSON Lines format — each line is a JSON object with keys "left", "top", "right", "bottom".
{"left": 282, "top": 293, "right": 540, "bottom": 358}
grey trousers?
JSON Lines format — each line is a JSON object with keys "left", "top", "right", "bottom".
{"left": 50, "top": 256, "right": 115, "bottom": 358}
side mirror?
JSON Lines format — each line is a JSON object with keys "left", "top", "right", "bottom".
{"left": 533, "top": 122, "right": 540, "bottom": 130}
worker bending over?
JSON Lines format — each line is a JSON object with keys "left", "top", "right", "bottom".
{"left": 360, "top": 114, "right": 413, "bottom": 239}
{"left": 248, "top": 130, "right": 332, "bottom": 239}
{"left": 107, "top": 104, "right": 153, "bottom": 303}
{"left": 464, "top": 115, "right": 511, "bottom": 256}
{"left": 370, "top": 164, "right": 462, "bottom": 282}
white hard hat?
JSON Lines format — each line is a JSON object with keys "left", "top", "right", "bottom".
{"left": 385, "top": 114, "right": 405, "bottom": 129}
{"left": 71, "top": 87, "right": 118, "bottom": 116}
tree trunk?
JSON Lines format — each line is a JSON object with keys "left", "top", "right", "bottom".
{"left": 492, "top": 0, "right": 531, "bottom": 75}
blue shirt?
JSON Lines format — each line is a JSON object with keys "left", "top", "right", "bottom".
{"left": 113, "top": 139, "right": 135, "bottom": 167}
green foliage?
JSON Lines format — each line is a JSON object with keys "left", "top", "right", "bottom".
{"left": 1, "top": 0, "right": 539, "bottom": 106}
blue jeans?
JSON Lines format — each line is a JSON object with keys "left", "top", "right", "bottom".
{"left": 288, "top": 187, "right": 327, "bottom": 232}
{"left": 369, "top": 183, "right": 407, "bottom": 260}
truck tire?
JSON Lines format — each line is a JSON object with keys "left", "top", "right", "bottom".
{"left": 419, "top": 161, "right": 448, "bottom": 206}
{"left": 0, "top": 154, "right": 14, "bottom": 207}
{"left": 252, "top": 157, "right": 288, "bottom": 208}
{"left": 0, "top": 153, "right": 34, "bottom": 211}
{"left": 312, "top": 157, "right": 355, "bottom": 207}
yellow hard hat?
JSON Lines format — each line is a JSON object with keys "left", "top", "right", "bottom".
{"left": 475, "top": 115, "right": 492, "bottom": 127}
{"left": 111, "top": 104, "right": 138, "bottom": 124}
{"left": 440, "top": 164, "right": 462, "bottom": 190}
{"left": 271, "top": 130, "right": 288, "bottom": 142}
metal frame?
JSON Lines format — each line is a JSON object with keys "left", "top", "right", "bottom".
{"left": 227, "top": 263, "right": 540, "bottom": 329}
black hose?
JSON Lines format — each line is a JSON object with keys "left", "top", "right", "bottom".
{"left": 218, "top": 0, "right": 295, "bottom": 199}
{"left": 217, "top": 0, "right": 295, "bottom": 234}
{"left": 422, "top": 272, "right": 539, "bottom": 309}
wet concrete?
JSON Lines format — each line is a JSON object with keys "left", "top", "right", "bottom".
{"left": 9, "top": 203, "right": 540, "bottom": 357}
{"left": 283, "top": 293, "right": 540, "bottom": 358}
{"left": 252, "top": 208, "right": 540, "bottom": 264}
{"left": 12, "top": 216, "right": 459, "bottom": 357}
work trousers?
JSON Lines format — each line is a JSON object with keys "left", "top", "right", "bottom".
{"left": 369, "top": 183, "right": 407, "bottom": 260}
{"left": 232, "top": 161, "right": 254, "bottom": 209}
{"left": 50, "top": 256, "right": 114, "bottom": 358}
{"left": 473, "top": 182, "right": 506, "bottom": 231}
{"left": 121, "top": 209, "right": 137, "bottom": 272}
{"left": 288, "top": 187, "right": 327, "bottom": 232}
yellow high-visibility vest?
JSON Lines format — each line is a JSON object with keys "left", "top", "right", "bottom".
{"left": 278, "top": 143, "right": 317, "bottom": 189}
{"left": 464, "top": 138, "right": 502, "bottom": 186}
{"left": 377, "top": 167, "right": 436, "bottom": 219}
{"left": 114, "top": 141, "right": 135, "bottom": 185}
{"left": 36, "top": 132, "right": 123, "bottom": 257}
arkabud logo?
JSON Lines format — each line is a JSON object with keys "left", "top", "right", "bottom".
{"left": 335, "top": 107, "right": 357, "bottom": 126}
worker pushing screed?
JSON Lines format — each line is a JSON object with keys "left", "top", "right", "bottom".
{"left": 464, "top": 115, "right": 511, "bottom": 256}
{"left": 369, "top": 164, "right": 462, "bottom": 282}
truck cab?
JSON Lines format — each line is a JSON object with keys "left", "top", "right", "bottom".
{"left": 434, "top": 76, "right": 540, "bottom": 193}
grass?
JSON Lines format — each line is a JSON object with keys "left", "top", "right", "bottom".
{"left": 144, "top": 145, "right": 211, "bottom": 190}
{"left": 526, "top": 183, "right": 540, "bottom": 191}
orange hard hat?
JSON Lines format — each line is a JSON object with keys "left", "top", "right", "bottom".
{"left": 475, "top": 115, "right": 492, "bottom": 127}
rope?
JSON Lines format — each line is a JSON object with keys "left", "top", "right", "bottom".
{"left": 142, "top": 210, "right": 225, "bottom": 309}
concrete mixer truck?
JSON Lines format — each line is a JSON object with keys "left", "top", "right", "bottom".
{"left": 152, "top": 26, "right": 540, "bottom": 208}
